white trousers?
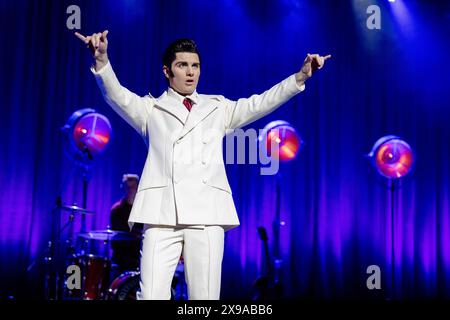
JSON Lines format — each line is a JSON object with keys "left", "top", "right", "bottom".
{"left": 137, "top": 225, "right": 225, "bottom": 300}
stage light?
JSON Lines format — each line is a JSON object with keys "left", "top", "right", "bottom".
{"left": 62, "top": 108, "right": 112, "bottom": 165}
{"left": 258, "top": 120, "right": 303, "bottom": 162}
{"left": 367, "top": 135, "right": 414, "bottom": 298}
{"left": 368, "top": 135, "right": 414, "bottom": 179}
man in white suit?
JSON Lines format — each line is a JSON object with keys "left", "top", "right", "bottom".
{"left": 75, "top": 30, "right": 330, "bottom": 300}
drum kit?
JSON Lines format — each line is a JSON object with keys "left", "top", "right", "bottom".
{"left": 43, "top": 203, "right": 186, "bottom": 300}
{"left": 63, "top": 227, "right": 142, "bottom": 300}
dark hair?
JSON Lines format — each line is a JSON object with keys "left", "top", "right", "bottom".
{"left": 162, "top": 38, "right": 200, "bottom": 69}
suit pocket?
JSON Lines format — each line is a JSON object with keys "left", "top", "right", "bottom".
{"left": 137, "top": 177, "right": 169, "bottom": 191}
{"left": 206, "top": 178, "right": 232, "bottom": 194}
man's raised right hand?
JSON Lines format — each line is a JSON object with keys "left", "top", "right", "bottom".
{"left": 75, "top": 30, "right": 109, "bottom": 71}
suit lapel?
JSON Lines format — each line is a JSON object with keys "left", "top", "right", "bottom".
{"left": 154, "top": 92, "right": 219, "bottom": 139}
{"left": 154, "top": 92, "right": 189, "bottom": 125}
{"left": 179, "top": 98, "right": 218, "bottom": 139}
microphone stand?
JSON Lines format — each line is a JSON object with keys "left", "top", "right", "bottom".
{"left": 271, "top": 173, "right": 284, "bottom": 298}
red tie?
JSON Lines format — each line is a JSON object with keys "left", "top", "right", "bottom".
{"left": 183, "top": 98, "right": 193, "bottom": 112}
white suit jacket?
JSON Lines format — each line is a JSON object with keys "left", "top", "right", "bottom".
{"left": 92, "top": 62, "right": 305, "bottom": 231}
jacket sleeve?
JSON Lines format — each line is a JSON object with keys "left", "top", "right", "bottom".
{"left": 91, "top": 61, "right": 154, "bottom": 136}
{"left": 224, "top": 74, "right": 305, "bottom": 130}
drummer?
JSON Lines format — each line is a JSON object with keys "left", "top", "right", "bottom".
{"left": 110, "top": 174, "right": 143, "bottom": 273}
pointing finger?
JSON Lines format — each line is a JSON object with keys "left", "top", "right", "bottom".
{"left": 323, "top": 54, "right": 332, "bottom": 60}
{"left": 101, "top": 30, "right": 109, "bottom": 40}
{"left": 74, "top": 32, "right": 87, "bottom": 42}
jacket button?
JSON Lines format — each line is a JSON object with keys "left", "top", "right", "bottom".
{"left": 202, "top": 140, "right": 207, "bottom": 144}
{"left": 202, "top": 160, "right": 206, "bottom": 165}
{"left": 202, "top": 179, "right": 207, "bottom": 184}
{"left": 174, "top": 179, "right": 179, "bottom": 184}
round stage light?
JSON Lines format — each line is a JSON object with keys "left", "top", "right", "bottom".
{"left": 62, "top": 108, "right": 112, "bottom": 165}
{"left": 368, "top": 135, "right": 414, "bottom": 179}
{"left": 258, "top": 120, "right": 302, "bottom": 162}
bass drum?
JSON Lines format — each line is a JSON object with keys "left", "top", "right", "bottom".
{"left": 64, "top": 254, "right": 111, "bottom": 300}
{"left": 106, "top": 267, "right": 184, "bottom": 300}
{"left": 106, "top": 270, "right": 140, "bottom": 300}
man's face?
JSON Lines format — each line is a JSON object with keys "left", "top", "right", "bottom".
{"left": 124, "top": 178, "right": 138, "bottom": 197}
{"left": 163, "top": 52, "right": 200, "bottom": 95}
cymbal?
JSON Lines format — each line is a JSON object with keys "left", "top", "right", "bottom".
{"left": 61, "top": 204, "right": 94, "bottom": 214}
{"left": 78, "top": 229, "right": 142, "bottom": 241}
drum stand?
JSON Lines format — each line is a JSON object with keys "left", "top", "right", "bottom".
{"left": 28, "top": 196, "right": 91, "bottom": 300}
{"left": 47, "top": 197, "right": 83, "bottom": 300}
